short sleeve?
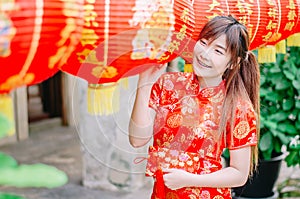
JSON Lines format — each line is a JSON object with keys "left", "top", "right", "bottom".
{"left": 226, "top": 100, "right": 258, "bottom": 150}
{"left": 148, "top": 76, "right": 163, "bottom": 111}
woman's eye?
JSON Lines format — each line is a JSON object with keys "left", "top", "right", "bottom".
{"left": 200, "top": 40, "right": 207, "bottom": 45}
{"left": 215, "top": 49, "right": 224, "bottom": 55}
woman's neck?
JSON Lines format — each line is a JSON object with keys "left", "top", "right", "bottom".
{"left": 197, "top": 76, "right": 223, "bottom": 89}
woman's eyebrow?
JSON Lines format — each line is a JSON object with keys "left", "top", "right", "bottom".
{"left": 216, "top": 44, "right": 227, "bottom": 51}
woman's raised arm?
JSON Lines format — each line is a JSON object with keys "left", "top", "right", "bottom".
{"left": 129, "top": 64, "right": 167, "bottom": 148}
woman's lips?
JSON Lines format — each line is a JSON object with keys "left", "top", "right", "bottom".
{"left": 197, "top": 57, "right": 212, "bottom": 68}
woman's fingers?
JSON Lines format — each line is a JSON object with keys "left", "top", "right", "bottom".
{"left": 138, "top": 63, "right": 167, "bottom": 86}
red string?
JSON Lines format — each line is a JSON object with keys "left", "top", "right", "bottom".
{"left": 155, "top": 168, "right": 165, "bottom": 199}
{"left": 133, "top": 156, "right": 166, "bottom": 198}
{"left": 133, "top": 156, "right": 148, "bottom": 164}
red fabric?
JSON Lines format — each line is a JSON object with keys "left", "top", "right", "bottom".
{"left": 155, "top": 168, "right": 166, "bottom": 199}
{"left": 146, "top": 72, "right": 257, "bottom": 199}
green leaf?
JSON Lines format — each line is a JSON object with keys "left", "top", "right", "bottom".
{"left": 296, "top": 121, "right": 300, "bottom": 130}
{"left": 292, "top": 79, "right": 300, "bottom": 90}
{"left": 276, "top": 132, "right": 291, "bottom": 145}
{"left": 0, "top": 164, "right": 68, "bottom": 188}
{"left": 268, "top": 111, "right": 289, "bottom": 122}
{"left": 270, "top": 73, "right": 285, "bottom": 85}
{"left": 259, "top": 132, "right": 273, "bottom": 151}
{"left": 269, "top": 128, "right": 281, "bottom": 136}
{"left": 296, "top": 100, "right": 300, "bottom": 109}
{"left": 270, "top": 66, "right": 281, "bottom": 73}
{"left": 283, "top": 70, "right": 295, "bottom": 80}
{"left": 0, "top": 193, "right": 27, "bottom": 199}
{"left": 260, "top": 75, "right": 266, "bottom": 86}
{"left": 260, "top": 88, "right": 269, "bottom": 97}
{"left": 265, "top": 92, "right": 280, "bottom": 103}
{"left": 282, "top": 98, "right": 294, "bottom": 111}
{"left": 285, "top": 151, "right": 298, "bottom": 167}
{"left": 0, "top": 153, "right": 18, "bottom": 169}
{"left": 296, "top": 69, "right": 300, "bottom": 80}
{"left": 277, "top": 122, "right": 297, "bottom": 135}
{"left": 275, "top": 80, "right": 291, "bottom": 90}
{"left": 274, "top": 138, "right": 283, "bottom": 152}
{"left": 263, "top": 120, "right": 278, "bottom": 130}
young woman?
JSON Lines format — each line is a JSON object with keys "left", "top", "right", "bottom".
{"left": 129, "top": 15, "right": 260, "bottom": 199}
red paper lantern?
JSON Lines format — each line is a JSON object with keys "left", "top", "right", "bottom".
{"left": 61, "top": 0, "right": 196, "bottom": 84}
{"left": 59, "top": 0, "right": 300, "bottom": 86}
{"left": 0, "top": 0, "right": 84, "bottom": 94}
{"left": 257, "top": 0, "right": 300, "bottom": 46}
{"left": 192, "top": 0, "right": 300, "bottom": 49}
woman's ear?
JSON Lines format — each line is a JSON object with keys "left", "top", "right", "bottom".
{"left": 230, "top": 57, "right": 241, "bottom": 69}
{"left": 237, "top": 57, "right": 241, "bottom": 64}
{"left": 228, "top": 64, "right": 234, "bottom": 70}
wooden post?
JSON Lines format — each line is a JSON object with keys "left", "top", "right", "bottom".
{"left": 61, "top": 73, "right": 80, "bottom": 126}
{"left": 13, "top": 86, "right": 29, "bottom": 141}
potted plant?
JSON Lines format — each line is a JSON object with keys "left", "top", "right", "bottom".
{"left": 231, "top": 46, "right": 300, "bottom": 199}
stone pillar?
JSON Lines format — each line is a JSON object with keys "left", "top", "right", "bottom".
{"left": 76, "top": 76, "right": 151, "bottom": 192}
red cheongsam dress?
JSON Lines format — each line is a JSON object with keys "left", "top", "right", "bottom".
{"left": 145, "top": 72, "right": 257, "bottom": 199}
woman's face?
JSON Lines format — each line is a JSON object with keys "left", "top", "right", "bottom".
{"left": 192, "top": 34, "right": 232, "bottom": 85}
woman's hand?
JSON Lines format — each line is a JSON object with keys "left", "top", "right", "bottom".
{"left": 138, "top": 63, "right": 168, "bottom": 88}
{"left": 162, "top": 168, "right": 193, "bottom": 190}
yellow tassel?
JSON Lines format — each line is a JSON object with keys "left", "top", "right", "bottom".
{"left": 184, "top": 64, "right": 193, "bottom": 72}
{"left": 119, "top": 77, "right": 129, "bottom": 89}
{"left": 257, "top": 46, "right": 276, "bottom": 63}
{"left": 87, "top": 83, "right": 120, "bottom": 116}
{"left": 0, "top": 94, "right": 16, "bottom": 138}
{"left": 275, "top": 40, "right": 286, "bottom": 54}
{"left": 287, "top": 33, "right": 300, "bottom": 47}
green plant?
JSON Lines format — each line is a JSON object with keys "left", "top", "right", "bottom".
{"left": 0, "top": 152, "right": 68, "bottom": 199}
{"left": 259, "top": 46, "right": 300, "bottom": 166}
{"left": 0, "top": 193, "right": 27, "bottom": 199}
{"left": 0, "top": 152, "right": 68, "bottom": 187}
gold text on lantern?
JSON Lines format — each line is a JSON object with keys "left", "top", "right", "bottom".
{"left": 284, "top": 0, "right": 297, "bottom": 31}
{"left": 205, "top": 0, "right": 224, "bottom": 20}
{"left": 49, "top": 1, "right": 81, "bottom": 69}
{"left": 158, "top": 6, "right": 189, "bottom": 62}
{"left": 79, "top": 0, "right": 99, "bottom": 53}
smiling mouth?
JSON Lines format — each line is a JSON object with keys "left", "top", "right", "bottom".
{"left": 197, "top": 57, "right": 212, "bottom": 68}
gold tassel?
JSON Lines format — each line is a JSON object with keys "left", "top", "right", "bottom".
{"left": 275, "top": 40, "right": 286, "bottom": 54}
{"left": 87, "top": 83, "right": 120, "bottom": 116}
{"left": 287, "top": 33, "right": 300, "bottom": 47}
{"left": 119, "top": 77, "right": 129, "bottom": 89}
{"left": 184, "top": 63, "right": 193, "bottom": 72}
{"left": 0, "top": 94, "right": 16, "bottom": 138}
{"left": 258, "top": 46, "right": 276, "bottom": 63}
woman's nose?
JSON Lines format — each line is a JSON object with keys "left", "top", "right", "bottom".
{"left": 199, "top": 48, "right": 210, "bottom": 60}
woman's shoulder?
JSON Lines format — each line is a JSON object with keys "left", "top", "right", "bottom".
{"left": 236, "top": 98, "right": 254, "bottom": 110}
{"left": 235, "top": 97, "right": 256, "bottom": 119}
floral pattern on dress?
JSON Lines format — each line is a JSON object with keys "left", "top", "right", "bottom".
{"left": 147, "top": 72, "right": 257, "bottom": 199}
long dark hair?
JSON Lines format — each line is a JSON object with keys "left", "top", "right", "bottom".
{"left": 199, "top": 15, "right": 260, "bottom": 174}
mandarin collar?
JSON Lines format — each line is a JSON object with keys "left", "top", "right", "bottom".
{"left": 191, "top": 73, "right": 226, "bottom": 99}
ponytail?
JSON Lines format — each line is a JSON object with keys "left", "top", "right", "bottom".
{"left": 219, "top": 51, "right": 260, "bottom": 175}
{"left": 239, "top": 51, "right": 260, "bottom": 174}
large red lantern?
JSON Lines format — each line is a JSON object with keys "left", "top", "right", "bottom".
{"left": 58, "top": 0, "right": 300, "bottom": 115}
{"left": 0, "top": 0, "right": 84, "bottom": 94}
{"left": 192, "top": 0, "right": 300, "bottom": 50}
{"left": 61, "top": 0, "right": 196, "bottom": 84}
{"left": 183, "top": 0, "right": 300, "bottom": 65}
{"left": 59, "top": 0, "right": 300, "bottom": 86}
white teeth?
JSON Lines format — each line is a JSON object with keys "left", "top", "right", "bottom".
{"left": 197, "top": 57, "right": 212, "bottom": 68}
